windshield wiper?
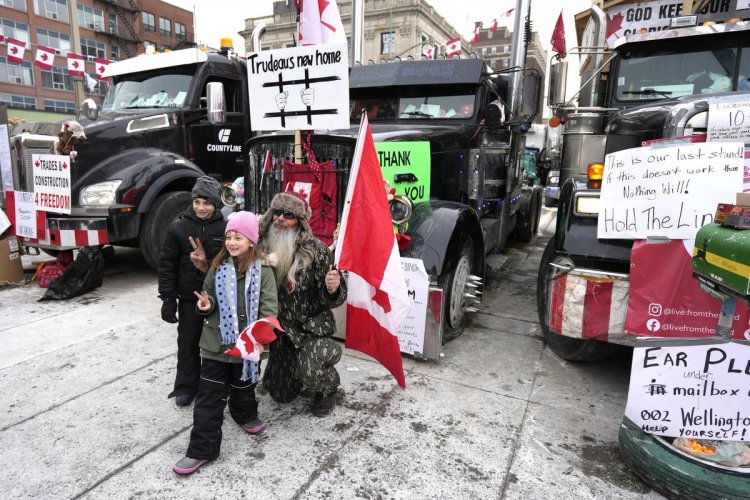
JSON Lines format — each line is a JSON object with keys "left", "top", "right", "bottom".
{"left": 401, "top": 111, "right": 435, "bottom": 118}
{"left": 622, "top": 88, "right": 673, "bottom": 99}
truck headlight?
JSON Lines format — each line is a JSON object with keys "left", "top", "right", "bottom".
{"left": 574, "top": 193, "right": 600, "bottom": 216}
{"left": 80, "top": 180, "right": 122, "bottom": 207}
{"left": 389, "top": 195, "right": 413, "bottom": 225}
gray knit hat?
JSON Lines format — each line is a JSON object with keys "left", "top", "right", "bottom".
{"left": 191, "top": 176, "right": 222, "bottom": 208}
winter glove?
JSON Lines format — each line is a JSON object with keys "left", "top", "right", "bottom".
{"left": 161, "top": 300, "right": 178, "bottom": 323}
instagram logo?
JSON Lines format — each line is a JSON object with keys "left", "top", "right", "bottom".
{"left": 648, "top": 303, "right": 662, "bottom": 316}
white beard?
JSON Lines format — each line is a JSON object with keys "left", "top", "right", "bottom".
{"left": 265, "top": 223, "right": 299, "bottom": 285}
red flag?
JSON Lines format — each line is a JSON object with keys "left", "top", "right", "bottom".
{"left": 445, "top": 36, "right": 461, "bottom": 58}
{"left": 6, "top": 38, "right": 26, "bottom": 64}
{"left": 34, "top": 45, "right": 55, "bottom": 70}
{"left": 490, "top": 19, "right": 498, "bottom": 32}
{"left": 551, "top": 11, "right": 567, "bottom": 59}
{"left": 503, "top": 8, "right": 515, "bottom": 17}
{"left": 0, "top": 35, "right": 6, "bottom": 43}
{"left": 262, "top": 150, "right": 273, "bottom": 175}
{"left": 67, "top": 52, "right": 85, "bottom": 78}
{"left": 470, "top": 26, "right": 480, "bottom": 45}
{"left": 299, "top": 0, "right": 346, "bottom": 46}
{"left": 335, "top": 114, "right": 409, "bottom": 388}
{"left": 421, "top": 45, "right": 434, "bottom": 60}
{"left": 95, "top": 57, "right": 110, "bottom": 80}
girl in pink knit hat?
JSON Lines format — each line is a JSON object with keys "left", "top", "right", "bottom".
{"left": 173, "top": 211, "right": 278, "bottom": 475}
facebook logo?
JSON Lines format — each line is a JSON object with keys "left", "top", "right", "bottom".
{"left": 646, "top": 319, "right": 661, "bottom": 332}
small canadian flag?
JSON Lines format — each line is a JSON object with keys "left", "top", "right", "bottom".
{"left": 470, "top": 26, "right": 480, "bottom": 45}
{"left": 421, "top": 45, "right": 434, "bottom": 60}
{"left": 445, "top": 36, "right": 462, "bottom": 58}
{"left": 94, "top": 57, "right": 111, "bottom": 80}
{"left": 67, "top": 53, "right": 85, "bottom": 78}
{"left": 7, "top": 38, "right": 26, "bottom": 64}
{"left": 225, "top": 317, "right": 282, "bottom": 362}
{"left": 34, "top": 45, "right": 56, "bottom": 71}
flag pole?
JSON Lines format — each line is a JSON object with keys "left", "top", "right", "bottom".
{"left": 67, "top": 0, "right": 86, "bottom": 108}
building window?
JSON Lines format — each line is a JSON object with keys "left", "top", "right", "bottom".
{"left": 34, "top": 0, "right": 68, "bottom": 22}
{"left": 111, "top": 45, "right": 119, "bottom": 61}
{"left": 0, "top": 93, "right": 36, "bottom": 109}
{"left": 109, "top": 13, "right": 117, "bottom": 35}
{"left": 175, "top": 22, "right": 186, "bottom": 41}
{"left": 89, "top": 79, "right": 108, "bottom": 96}
{"left": 36, "top": 28, "right": 70, "bottom": 54}
{"left": 142, "top": 12, "right": 155, "bottom": 32}
{"left": 381, "top": 31, "right": 395, "bottom": 55}
{"left": 503, "top": 45, "right": 509, "bottom": 53}
{"left": 81, "top": 38, "right": 106, "bottom": 61}
{"left": 159, "top": 18, "right": 171, "bottom": 37}
{"left": 41, "top": 66, "right": 73, "bottom": 91}
{"left": 0, "top": 57, "right": 34, "bottom": 85}
{"left": 44, "top": 98, "right": 75, "bottom": 113}
{"left": 143, "top": 40, "right": 155, "bottom": 52}
{"left": 2, "top": 0, "right": 27, "bottom": 12}
{"left": 1, "top": 18, "right": 29, "bottom": 43}
{"left": 492, "top": 46, "right": 497, "bottom": 55}
{"left": 78, "top": 4, "right": 104, "bottom": 31}
{"left": 481, "top": 47, "right": 486, "bottom": 56}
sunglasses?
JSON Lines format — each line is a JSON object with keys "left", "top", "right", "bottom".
{"left": 273, "top": 209, "right": 297, "bottom": 220}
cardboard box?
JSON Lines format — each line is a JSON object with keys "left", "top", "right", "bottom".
{"left": 0, "top": 235, "right": 25, "bottom": 286}
{"left": 737, "top": 192, "right": 750, "bottom": 206}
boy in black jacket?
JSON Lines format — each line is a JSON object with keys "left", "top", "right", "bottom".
{"left": 158, "top": 176, "right": 227, "bottom": 406}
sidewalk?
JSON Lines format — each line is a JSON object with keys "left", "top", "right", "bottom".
{"left": 0, "top": 211, "right": 662, "bottom": 499}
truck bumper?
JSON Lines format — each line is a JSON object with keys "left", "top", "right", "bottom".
{"left": 545, "top": 265, "right": 635, "bottom": 346}
{"left": 17, "top": 212, "right": 139, "bottom": 250}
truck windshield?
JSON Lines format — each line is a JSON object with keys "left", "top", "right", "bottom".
{"left": 614, "top": 46, "right": 738, "bottom": 103}
{"left": 351, "top": 93, "right": 476, "bottom": 121}
{"left": 101, "top": 65, "right": 195, "bottom": 111}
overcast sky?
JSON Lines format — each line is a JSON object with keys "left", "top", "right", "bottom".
{"left": 166, "top": 0, "right": 595, "bottom": 57}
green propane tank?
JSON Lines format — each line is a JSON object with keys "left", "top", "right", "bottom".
{"left": 692, "top": 223, "right": 750, "bottom": 298}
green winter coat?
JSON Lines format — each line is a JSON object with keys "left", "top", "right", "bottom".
{"left": 198, "top": 259, "right": 278, "bottom": 363}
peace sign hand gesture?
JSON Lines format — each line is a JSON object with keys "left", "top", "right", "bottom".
{"left": 189, "top": 236, "right": 208, "bottom": 273}
{"left": 194, "top": 290, "right": 211, "bottom": 311}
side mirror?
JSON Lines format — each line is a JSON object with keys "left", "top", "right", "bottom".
{"left": 206, "top": 81, "right": 226, "bottom": 124}
{"left": 81, "top": 98, "right": 99, "bottom": 121}
{"left": 548, "top": 61, "right": 568, "bottom": 107}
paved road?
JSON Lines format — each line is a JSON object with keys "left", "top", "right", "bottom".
{"left": 0, "top": 208, "right": 663, "bottom": 499}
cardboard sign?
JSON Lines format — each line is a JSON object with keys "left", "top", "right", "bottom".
{"left": 708, "top": 98, "right": 750, "bottom": 143}
{"left": 624, "top": 338, "right": 750, "bottom": 441}
{"left": 376, "top": 142, "right": 431, "bottom": 204}
{"left": 32, "top": 154, "right": 72, "bottom": 214}
{"left": 598, "top": 143, "right": 744, "bottom": 239}
{"left": 247, "top": 43, "right": 349, "bottom": 132}
{"left": 396, "top": 257, "right": 429, "bottom": 356}
{"left": 0, "top": 124, "right": 12, "bottom": 192}
{"left": 14, "top": 191, "right": 37, "bottom": 239}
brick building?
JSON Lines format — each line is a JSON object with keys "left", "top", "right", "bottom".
{"left": 0, "top": 0, "right": 194, "bottom": 120}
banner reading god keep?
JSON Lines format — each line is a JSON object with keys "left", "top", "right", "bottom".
{"left": 598, "top": 143, "right": 744, "bottom": 240}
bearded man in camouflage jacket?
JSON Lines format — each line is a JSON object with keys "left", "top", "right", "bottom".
{"left": 259, "top": 192, "right": 346, "bottom": 416}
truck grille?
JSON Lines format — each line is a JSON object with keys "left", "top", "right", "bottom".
{"left": 11, "top": 134, "right": 55, "bottom": 192}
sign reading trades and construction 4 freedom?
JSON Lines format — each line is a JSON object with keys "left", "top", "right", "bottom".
{"left": 597, "top": 142, "right": 744, "bottom": 240}
{"left": 247, "top": 43, "right": 349, "bottom": 132}
{"left": 32, "top": 154, "right": 71, "bottom": 214}
{"left": 375, "top": 142, "right": 431, "bottom": 204}
{"left": 624, "top": 338, "right": 750, "bottom": 442}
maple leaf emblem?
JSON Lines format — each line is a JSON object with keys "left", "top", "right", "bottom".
{"left": 72, "top": 61, "right": 79, "bottom": 68}
{"left": 295, "top": 187, "right": 309, "bottom": 200}
{"left": 62, "top": 162, "right": 68, "bottom": 169}
{"left": 606, "top": 12, "right": 624, "bottom": 40}
{"left": 98, "top": 65, "right": 105, "bottom": 73}
{"left": 11, "top": 46, "right": 18, "bottom": 54}
{"left": 34, "top": 160, "right": 40, "bottom": 168}
{"left": 241, "top": 335, "right": 255, "bottom": 356}
{"left": 41, "top": 53, "right": 48, "bottom": 61}
{"left": 372, "top": 288, "right": 392, "bottom": 313}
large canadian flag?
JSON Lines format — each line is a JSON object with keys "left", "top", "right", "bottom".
{"left": 299, "top": 0, "right": 346, "bottom": 46}
{"left": 34, "top": 45, "right": 55, "bottom": 70}
{"left": 67, "top": 52, "right": 85, "bottom": 78}
{"left": 7, "top": 38, "right": 26, "bottom": 64}
{"left": 445, "top": 36, "right": 461, "bottom": 58}
{"left": 335, "top": 114, "right": 410, "bottom": 388}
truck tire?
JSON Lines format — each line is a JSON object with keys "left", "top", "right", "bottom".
{"left": 544, "top": 195, "right": 558, "bottom": 208}
{"left": 536, "top": 239, "right": 615, "bottom": 361}
{"left": 440, "top": 240, "right": 474, "bottom": 342}
{"left": 619, "top": 424, "right": 750, "bottom": 500}
{"left": 515, "top": 188, "right": 541, "bottom": 243}
{"left": 139, "top": 191, "right": 192, "bottom": 270}
{"left": 531, "top": 187, "right": 543, "bottom": 236}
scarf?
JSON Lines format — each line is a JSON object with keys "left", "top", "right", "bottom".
{"left": 216, "top": 257, "right": 262, "bottom": 382}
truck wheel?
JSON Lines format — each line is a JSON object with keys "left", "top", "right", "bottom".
{"left": 139, "top": 191, "right": 191, "bottom": 270}
{"left": 515, "top": 189, "right": 540, "bottom": 243}
{"left": 536, "top": 239, "right": 615, "bottom": 362}
{"left": 531, "top": 187, "right": 543, "bottom": 236}
{"left": 619, "top": 424, "right": 750, "bottom": 500}
{"left": 441, "top": 240, "right": 474, "bottom": 343}
{"left": 543, "top": 195, "right": 558, "bottom": 208}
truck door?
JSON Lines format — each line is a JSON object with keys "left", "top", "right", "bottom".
{"left": 189, "top": 77, "right": 246, "bottom": 181}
